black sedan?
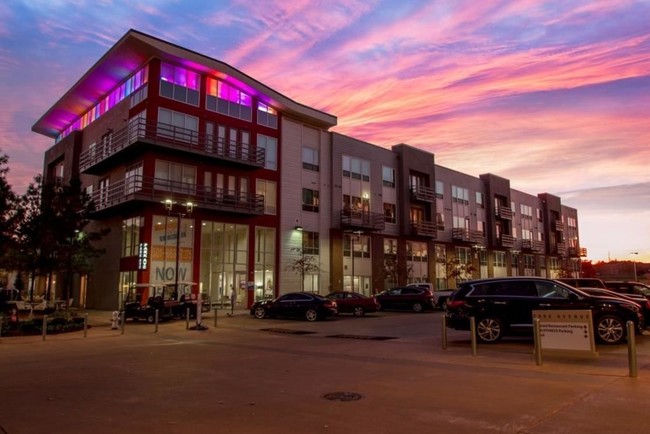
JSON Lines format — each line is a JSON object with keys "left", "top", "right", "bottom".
{"left": 250, "top": 292, "right": 338, "bottom": 322}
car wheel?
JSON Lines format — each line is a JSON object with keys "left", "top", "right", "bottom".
{"left": 439, "top": 299, "right": 448, "bottom": 311}
{"left": 352, "top": 306, "right": 365, "bottom": 317}
{"left": 595, "top": 315, "right": 626, "bottom": 345}
{"left": 476, "top": 317, "right": 503, "bottom": 343}
{"left": 412, "top": 302, "right": 424, "bottom": 313}
{"left": 305, "top": 309, "right": 319, "bottom": 322}
{"left": 146, "top": 314, "right": 155, "bottom": 324}
{"left": 253, "top": 306, "right": 267, "bottom": 319}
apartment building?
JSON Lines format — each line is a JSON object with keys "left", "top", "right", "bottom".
{"left": 33, "top": 29, "right": 581, "bottom": 310}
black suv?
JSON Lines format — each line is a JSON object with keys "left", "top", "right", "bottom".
{"left": 604, "top": 281, "right": 650, "bottom": 299}
{"left": 446, "top": 277, "right": 643, "bottom": 345}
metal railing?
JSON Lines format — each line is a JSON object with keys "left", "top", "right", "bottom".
{"left": 411, "top": 220, "right": 437, "bottom": 238}
{"left": 91, "top": 175, "right": 265, "bottom": 215}
{"left": 410, "top": 184, "right": 436, "bottom": 202}
{"left": 340, "top": 210, "right": 385, "bottom": 231}
{"left": 79, "top": 118, "right": 266, "bottom": 172}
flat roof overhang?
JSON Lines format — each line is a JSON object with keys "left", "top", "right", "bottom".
{"left": 32, "top": 29, "right": 337, "bottom": 139}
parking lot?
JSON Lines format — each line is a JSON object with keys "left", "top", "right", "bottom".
{"left": 2, "top": 309, "right": 650, "bottom": 433}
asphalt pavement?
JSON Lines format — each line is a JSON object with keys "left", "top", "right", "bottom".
{"left": 1, "top": 308, "right": 650, "bottom": 433}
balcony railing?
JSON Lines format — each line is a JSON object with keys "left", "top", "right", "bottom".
{"left": 498, "top": 234, "right": 516, "bottom": 248}
{"left": 522, "top": 239, "right": 545, "bottom": 253}
{"left": 410, "top": 184, "right": 435, "bottom": 202}
{"left": 340, "top": 210, "right": 385, "bottom": 231}
{"left": 568, "top": 246, "right": 579, "bottom": 257}
{"left": 79, "top": 118, "right": 266, "bottom": 173}
{"left": 553, "top": 220, "right": 565, "bottom": 232}
{"left": 411, "top": 220, "right": 437, "bottom": 238}
{"left": 452, "top": 228, "right": 470, "bottom": 241}
{"left": 496, "top": 205, "right": 513, "bottom": 220}
{"left": 470, "top": 230, "right": 485, "bottom": 243}
{"left": 90, "top": 175, "right": 264, "bottom": 215}
{"left": 555, "top": 242, "right": 567, "bottom": 256}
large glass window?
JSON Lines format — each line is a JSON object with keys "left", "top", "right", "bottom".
{"left": 206, "top": 77, "right": 252, "bottom": 121}
{"left": 383, "top": 203, "right": 396, "bottom": 224}
{"left": 302, "top": 147, "right": 319, "bottom": 171}
{"left": 342, "top": 156, "right": 370, "bottom": 181}
{"left": 302, "top": 231, "right": 320, "bottom": 255}
{"left": 257, "top": 102, "right": 278, "bottom": 128}
{"left": 157, "top": 108, "right": 198, "bottom": 144}
{"left": 160, "top": 62, "right": 200, "bottom": 106}
{"left": 302, "top": 189, "right": 320, "bottom": 213}
{"left": 382, "top": 166, "right": 395, "bottom": 187}
{"left": 256, "top": 180, "right": 277, "bottom": 215}
{"left": 122, "top": 217, "right": 143, "bottom": 257}
{"left": 154, "top": 160, "right": 196, "bottom": 193}
{"left": 124, "top": 162, "right": 143, "bottom": 195}
{"left": 254, "top": 227, "right": 275, "bottom": 301}
{"left": 257, "top": 134, "right": 277, "bottom": 170}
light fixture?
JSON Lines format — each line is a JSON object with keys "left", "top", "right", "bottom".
{"left": 295, "top": 225, "right": 304, "bottom": 231}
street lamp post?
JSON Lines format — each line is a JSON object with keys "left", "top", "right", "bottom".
{"left": 295, "top": 226, "right": 304, "bottom": 292}
{"left": 631, "top": 252, "right": 639, "bottom": 281}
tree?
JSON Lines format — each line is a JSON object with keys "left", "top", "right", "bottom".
{"left": 380, "top": 255, "right": 413, "bottom": 289}
{"left": 0, "top": 150, "right": 17, "bottom": 264}
{"left": 438, "top": 256, "right": 476, "bottom": 285}
{"left": 286, "top": 247, "right": 320, "bottom": 292}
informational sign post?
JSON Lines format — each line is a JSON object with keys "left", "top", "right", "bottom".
{"left": 532, "top": 310, "right": 597, "bottom": 356}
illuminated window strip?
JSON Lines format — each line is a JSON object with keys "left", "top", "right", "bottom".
{"left": 56, "top": 65, "right": 149, "bottom": 142}
{"left": 160, "top": 62, "right": 200, "bottom": 89}
{"left": 206, "top": 77, "right": 251, "bottom": 106}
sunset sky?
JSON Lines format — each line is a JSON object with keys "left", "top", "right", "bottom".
{"left": 0, "top": 0, "right": 648, "bottom": 262}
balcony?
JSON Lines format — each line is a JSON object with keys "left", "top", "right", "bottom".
{"left": 496, "top": 205, "right": 513, "bottom": 220}
{"left": 498, "top": 234, "right": 516, "bottom": 248}
{"left": 90, "top": 175, "right": 264, "bottom": 216}
{"left": 340, "top": 210, "right": 385, "bottom": 232}
{"left": 522, "top": 239, "right": 545, "bottom": 253}
{"left": 452, "top": 228, "right": 470, "bottom": 242}
{"left": 410, "top": 185, "right": 435, "bottom": 202}
{"left": 470, "top": 230, "right": 485, "bottom": 243}
{"left": 568, "top": 246, "right": 580, "bottom": 257}
{"left": 411, "top": 220, "right": 437, "bottom": 238}
{"left": 553, "top": 220, "right": 565, "bottom": 232}
{"left": 555, "top": 242, "right": 567, "bottom": 256}
{"left": 79, "top": 119, "right": 266, "bottom": 174}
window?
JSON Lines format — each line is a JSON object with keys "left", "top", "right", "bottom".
{"left": 157, "top": 108, "right": 198, "bottom": 144}
{"left": 257, "top": 134, "right": 277, "bottom": 170}
{"left": 124, "top": 162, "right": 143, "bottom": 195}
{"left": 344, "top": 234, "right": 370, "bottom": 258}
{"left": 435, "top": 181, "right": 444, "bottom": 198}
{"left": 98, "top": 177, "right": 110, "bottom": 208}
{"left": 159, "top": 62, "right": 199, "bottom": 106}
{"left": 206, "top": 77, "right": 252, "bottom": 121}
{"left": 342, "top": 156, "right": 370, "bottom": 181}
{"left": 494, "top": 251, "right": 506, "bottom": 268}
{"left": 256, "top": 180, "right": 277, "bottom": 215}
{"left": 383, "top": 203, "right": 396, "bottom": 224}
{"left": 343, "top": 194, "right": 369, "bottom": 213}
{"left": 122, "top": 217, "right": 143, "bottom": 257}
{"left": 302, "top": 147, "right": 319, "bottom": 171}
{"left": 382, "top": 166, "right": 395, "bottom": 187}
{"left": 406, "top": 241, "right": 428, "bottom": 262}
{"left": 257, "top": 102, "right": 278, "bottom": 128}
{"left": 476, "top": 192, "right": 484, "bottom": 208}
{"left": 384, "top": 238, "right": 397, "bottom": 256}
{"left": 302, "top": 189, "right": 320, "bottom": 212}
{"left": 452, "top": 185, "right": 469, "bottom": 204}
{"left": 154, "top": 160, "right": 196, "bottom": 192}
{"left": 302, "top": 231, "right": 319, "bottom": 255}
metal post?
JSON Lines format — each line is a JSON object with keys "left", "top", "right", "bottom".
{"left": 186, "top": 308, "right": 190, "bottom": 330}
{"left": 469, "top": 316, "right": 477, "bottom": 356}
{"left": 441, "top": 315, "right": 447, "bottom": 350}
{"left": 154, "top": 309, "right": 159, "bottom": 333}
{"left": 84, "top": 313, "right": 88, "bottom": 338}
{"left": 533, "top": 318, "right": 543, "bottom": 366}
{"left": 627, "top": 321, "right": 637, "bottom": 378}
{"left": 42, "top": 315, "right": 48, "bottom": 341}
{"left": 174, "top": 214, "right": 182, "bottom": 294}
{"left": 120, "top": 310, "right": 125, "bottom": 335}
{"left": 214, "top": 308, "right": 218, "bottom": 328}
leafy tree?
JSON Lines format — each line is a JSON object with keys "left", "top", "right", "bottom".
{"left": 380, "top": 255, "right": 413, "bottom": 289}
{"left": 0, "top": 150, "right": 17, "bottom": 264}
{"left": 438, "top": 256, "right": 476, "bottom": 285}
{"left": 286, "top": 247, "right": 320, "bottom": 292}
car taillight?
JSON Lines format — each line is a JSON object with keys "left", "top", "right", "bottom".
{"left": 446, "top": 300, "right": 466, "bottom": 309}
{"left": 326, "top": 300, "right": 337, "bottom": 308}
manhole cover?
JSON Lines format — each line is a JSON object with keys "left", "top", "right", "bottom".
{"left": 326, "top": 334, "right": 397, "bottom": 341}
{"left": 322, "top": 392, "right": 363, "bottom": 402}
{"left": 260, "top": 328, "right": 317, "bottom": 335}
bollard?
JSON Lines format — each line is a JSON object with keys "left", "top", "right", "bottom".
{"left": 120, "top": 310, "right": 125, "bottom": 335}
{"left": 533, "top": 318, "right": 543, "bottom": 366}
{"left": 214, "top": 308, "right": 218, "bottom": 328}
{"left": 154, "top": 309, "right": 159, "bottom": 333}
{"left": 627, "top": 321, "right": 637, "bottom": 378}
{"left": 441, "top": 315, "right": 447, "bottom": 350}
{"left": 469, "top": 316, "right": 477, "bottom": 356}
{"left": 84, "top": 313, "right": 88, "bottom": 338}
{"left": 42, "top": 315, "right": 48, "bottom": 341}
{"left": 186, "top": 308, "right": 190, "bottom": 330}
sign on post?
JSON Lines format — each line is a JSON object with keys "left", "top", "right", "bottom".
{"left": 532, "top": 310, "right": 597, "bottom": 356}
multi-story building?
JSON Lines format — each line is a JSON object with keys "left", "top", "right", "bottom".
{"left": 33, "top": 30, "right": 582, "bottom": 310}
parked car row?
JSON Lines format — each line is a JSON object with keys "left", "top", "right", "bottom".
{"left": 445, "top": 277, "right": 645, "bottom": 345}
